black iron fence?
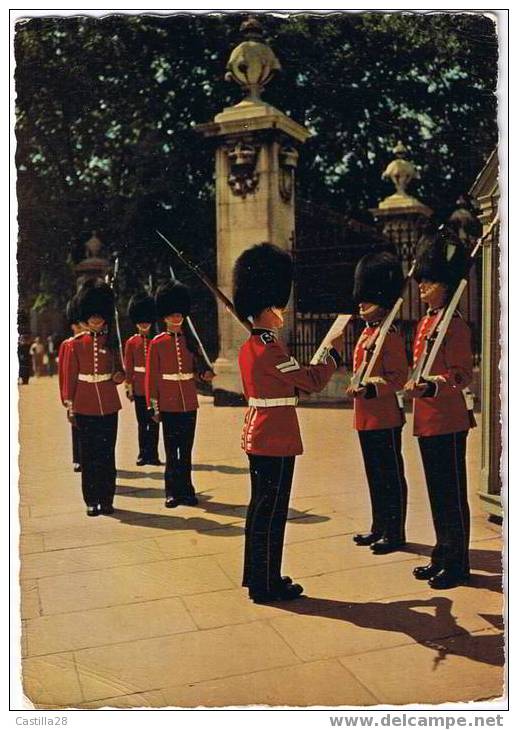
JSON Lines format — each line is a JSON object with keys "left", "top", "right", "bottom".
{"left": 290, "top": 200, "right": 482, "bottom": 370}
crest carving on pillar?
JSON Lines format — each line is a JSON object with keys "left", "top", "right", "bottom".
{"left": 225, "top": 138, "right": 260, "bottom": 198}
{"left": 278, "top": 143, "right": 299, "bottom": 202}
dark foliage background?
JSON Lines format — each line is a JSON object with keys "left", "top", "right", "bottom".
{"left": 15, "top": 12, "right": 498, "bottom": 347}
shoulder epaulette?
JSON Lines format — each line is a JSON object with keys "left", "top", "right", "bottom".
{"left": 73, "top": 331, "right": 86, "bottom": 339}
{"left": 153, "top": 332, "right": 168, "bottom": 341}
{"left": 260, "top": 331, "right": 276, "bottom": 345}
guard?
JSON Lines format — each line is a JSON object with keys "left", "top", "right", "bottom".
{"left": 233, "top": 242, "right": 343, "bottom": 604}
{"left": 125, "top": 292, "right": 161, "bottom": 466}
{"left": 346, "top": 252, "right": 409, "bottom": 554}
{"left": 62, "top": 279, "right": 124, "bottom": 516}
{"left": 404, "top": 227, "right": 474, "bottom": 589}
{"left": 58, "top": 296, "right": 84, "bottom": 472}
{"left": 146, "top": 281, "right": 214, "bottom": 508}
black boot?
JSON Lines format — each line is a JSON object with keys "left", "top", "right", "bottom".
{"left": 353, "top": 531, "right": 382, "bottom": 546}
{"left": 413, "top": 563, "right": 442, "bottom": 581}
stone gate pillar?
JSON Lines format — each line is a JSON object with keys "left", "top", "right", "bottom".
{"left": 196, "top": 19, "right": 310, "bottom": 404}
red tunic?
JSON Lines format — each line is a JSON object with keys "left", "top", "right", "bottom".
{"left": 238, "top": 329, "right": 340, "bottom": 457}
{"left": 62, "top": 331, "right": 122, "bottom": 416}
{"left": 57, "top": 337, "right": 73, "bottom": 405}
{"left": 352, "top": 326, "right": 408, "bottom": 431}
{"left": 124, "top": 334, "right": 151, "bottom": 397}
{"left": 413, "top": 313, "right": 473, "bottom": 437}
{"left": 145, "top": 331, "right": 200, "bottom": 413}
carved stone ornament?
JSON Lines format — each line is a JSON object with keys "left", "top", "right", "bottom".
{"left": 85, "top": 230, "right": 103, "bottom": 258}
{"left": 378, "top": 140, "right": 430, "bottom": 212}
{"left": 278, "top": 143, "right": 299, "bottom": 202}
{"left": 381, "top": 141, "right": 420, "bottom": 197}
{"left": 225, "top": 17, "right": 281, "bottom": 101}
{"left": 226, "top": 139, "right": 260, "bottom": 197}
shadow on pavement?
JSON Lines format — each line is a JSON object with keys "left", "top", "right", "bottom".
{"left": 193, "top": 463, "right": 249, "bottom": 474}
{"left": 114, "top": 486, "right": 331, "bottom": 524}
{"left": 116, "top": 462, "right": 249, "bottom": 481}
{"left": 107, "top": 506, "right": 245, "bottom": 536}
{"left": 273, "top": 595, "right": 504, "bottom": 668}
{"left": 198, "top": 494, "right": 330, "bottom": 524}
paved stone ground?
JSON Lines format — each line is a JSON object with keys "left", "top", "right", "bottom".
{"left": 17, "top": 378, "right": 504, "bottom": 709}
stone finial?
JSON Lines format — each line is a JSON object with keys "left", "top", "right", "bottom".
{"left": 381, "top": 141, "right": 420, "bottom": 197}
{"left": 225, "top": 16, "right": 281, "bottom": 102}
{"left": 378, "top": 141, "right": 428, "bottom": 212}
{"left": 85, "top": 230, "right": 102, "bottom": 258}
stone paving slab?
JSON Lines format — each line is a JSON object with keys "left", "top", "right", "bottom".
{"left": 41, "top": 510, "right": 243, "bottom": 551}
{"left": 17, "top": 379, "right": 504, "bottom": 708}
{"left": 76, "top": 690, "right": 168, "bottom": 709}
{"left": 25, "top": 596, "right": 197, "bottom": 656}
{"left": 20, "top": 534, "right": 45, "bottom": 555}
{"left": 20, "top": 537, "right": 166, "bottom": 580}
{"left": 37, "top": 555, "right": 235, "bottom": 615}
{"left": 157, "top": 659, "right": 379, "bottom": 707}
{"left": 20, "top": 579, "right": 41, "bottom": 620}
{"left": 22, "top": 652, "right": 83, "bottom": 707}
{"left": 338, "top": 628, "right": 505, "bottom": 705}
{"left": 73, "top": 622, "right": 300, "bottom": 703}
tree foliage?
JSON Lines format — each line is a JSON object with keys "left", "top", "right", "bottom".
{"left": 15, "top": 11, "right": 498, "bottom": 333}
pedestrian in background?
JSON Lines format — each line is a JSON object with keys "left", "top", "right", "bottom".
{"left": 30, "top": 336, "right": 45, "bottom": 377}
{"left": 18, "top": 334, "right": 33, "bottom": 385}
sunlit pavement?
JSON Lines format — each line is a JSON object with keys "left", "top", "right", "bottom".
{"left": 17, "top": 378, "right": 503, "bottom": 708}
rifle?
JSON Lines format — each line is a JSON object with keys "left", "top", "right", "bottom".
{"left": 145, "top": 273, "right": 154, "bottom": 296}
{"left": 156, "top": 230, "right": 252, "bottom": 333}
{"left": 411, "top": 212, "right": 500, "bottom": 384}
{"left": 105, "top": 252, "right": 125, "bottom": 371}
{"left": 349, "top": 262, "right": 415, "bottom": 391}
{"left": 169, "top": 265, "right": 214, "bottom": 373}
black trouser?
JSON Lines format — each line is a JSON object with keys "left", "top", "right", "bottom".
{"left": 19, "top": 366, "right": 31, "bottom": 384}
{"left": 75, "top": 413, "right": 118, "bottom": 508}
{"left": 72, "top": 424, "right": 81, "bottom": 465}
{"left": 243, "top": 455, "right": 296, "bottom": 596}
{"left": 358, "top": 427, "right": 408, "bottom": 542}
{"left": 418, "top": 430, "right": 470, "bottom": 574}
{"left": 134, "top": 395, "right": 160, "bottom": 462}
{"left": 161, "top": 411, "right": 197, "bottom": 499}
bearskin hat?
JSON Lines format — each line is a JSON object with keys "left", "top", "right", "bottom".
{"left": 353, "top": 252, "right": 404, "bottom": 310}
{"left": 155, "top": 281, "right": 191, "bottom": 318}
{"left": 127, "top": 292, "right": 156, "bottom": 325}
{"left": 76, "top": 279, "right": 115, "bottom": 323}
{"left": 413, "top": 226, "right": 468, "bottom": 290}
{"left": 65, "top": 296, "right": 80, "bottom": 326}
{"left": 232, "top": 243, "right": 293, "bottom": 321}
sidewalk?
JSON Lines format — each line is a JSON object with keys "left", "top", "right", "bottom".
{"left": 18, "top": 378, "right": 504, "bottom": 708}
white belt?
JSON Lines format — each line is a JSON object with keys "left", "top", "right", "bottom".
{"left": 78, "top": 373, "right": 112, "bottom": 383}
{"left": 248, "top": 397, "right": 298, "bottom": 408}
{"left": 162, "top": 373, "right": 194, "bottom": 381}
{"left": 134, "top": 366, "right": 146, "bottom": 373}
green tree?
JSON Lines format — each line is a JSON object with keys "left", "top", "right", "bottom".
{"left": 15, "top": 12, "right": 498, "bottom": 345}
